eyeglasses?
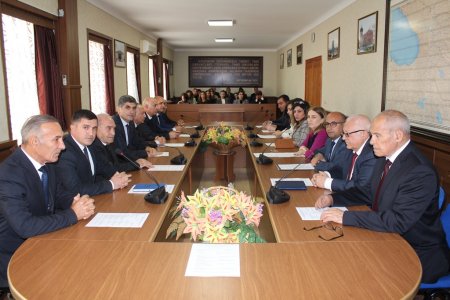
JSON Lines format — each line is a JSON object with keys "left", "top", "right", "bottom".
{"left": 303, "top": 222, "right": 344, "bottom": 241}
{"left": 324, "top": 121, "right": 344, "bottom": 128}
{"left": 342, "top": 129, "right": 366, "bottom": 137}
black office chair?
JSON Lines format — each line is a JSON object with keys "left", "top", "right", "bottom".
{"left": 0, "top": 287, "right": 13, "bottom": 300}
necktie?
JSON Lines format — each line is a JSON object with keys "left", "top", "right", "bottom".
{"left": 39, "top": 165, "right": 50, "bottom": 211}
{"left": 83, "top": 147, "right": 89, "bottom": 160}
{"left": 125, "top": 124, "right": 130, "bottom": 145}
{"left": 327, "top": 141, "right": 336, "bottom": 161}
{"left": 373, "top": 159, "right": 392, "bottom": 211}
{"left": 157, "top": 115, "right": 161, "bottom": 125}
{"left": 347, "top": 153, "right": 358, "bottom": 180}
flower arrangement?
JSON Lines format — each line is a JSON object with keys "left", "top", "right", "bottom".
{"left": 202, "top": 123, "right": 247, "bottom": 148}
{"left": 166, "top": 186, "right": 265, "bottom": 243}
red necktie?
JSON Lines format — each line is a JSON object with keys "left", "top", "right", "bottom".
{"left": 373, "top": 159, "right": 392, "bottom": 211}
{"left": 347, "top": 153, "right": 358, "bottom": 180}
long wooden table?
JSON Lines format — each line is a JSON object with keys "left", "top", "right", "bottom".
{"left": 7, "top": 125, "right": 422, "bottom": 299}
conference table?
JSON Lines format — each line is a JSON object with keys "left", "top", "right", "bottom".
{"left": 7, "top": 123, "right": 421, "bottom": 299}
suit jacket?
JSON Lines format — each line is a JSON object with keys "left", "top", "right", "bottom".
{"left": 144, "top": 114, "right": 170, "bottom": 139}
{"left": 315, "top": 137, "right": 353, "bottom": 179}
{"left": 56, "top": 134, "right": 114, "bottom": 196}
{"left": 90, "top": 138, "right": 138, "bottom": 180}
{"left": 216, "top": 98, "right": 232, "bottom": 104}
{"left": 156, "top": 113, "right": 176, "bottom": 131}
{"left": 271, "top": 111, "right": 290, "bottom": 131}
{"left": 336, "top": 142, "right": 449, "bottom": 283}
{"left": 112, "top": 114, "right": 148, "bottom": 160}
{"left": 330, "top": 141, "right": 378, "bottom": 204}
{"left": 136, "top": 122, "right": 160, "bottom": 141}
{"left": 0, "top": 149, "right": 77, "bottom": 287}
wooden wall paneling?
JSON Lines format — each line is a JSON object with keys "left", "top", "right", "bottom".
{"left": 57, "top": 0, "right": 81, "bottom": 127}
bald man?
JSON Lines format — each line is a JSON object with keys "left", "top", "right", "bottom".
{"left": 318, "top": 110, "right": 449, "bottom": 283}
{"left": 142, "top": 97, "right": 179, "bottom": 140}
{"left": 90, "top": 113, "right": 152, "bottom": 180}
{"left": 134, "top": 104, "right": 166, "bottom": 145}
{"left": 312, "top": 114, "right": 378, "bottom": 204}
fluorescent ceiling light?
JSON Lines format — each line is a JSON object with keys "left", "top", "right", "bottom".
{"left": 215, "top": 38, "right": 234, "bottom": 43}
{"left": 208, "top": 20, "right": 233, "bottom": 27}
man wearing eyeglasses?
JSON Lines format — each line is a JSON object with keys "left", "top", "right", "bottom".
{"left": 310, "top": 111, "right": 353, "bottom": 179}
{"left": 318, "top": 110, "right": 449, "bottom": 284}
{"left": 311, "top": 114, "right": 378, "bottom": 204}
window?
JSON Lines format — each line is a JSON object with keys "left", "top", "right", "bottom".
{"left": 89, "top": 40, "right": 106, "bottom": 114}
{"left": 88, "top": 33, "right": 114, "bottom": 115}
{"left": 149, "top": 57, "right": 156, "bottom": 97}
{"left": 2, "top": 14, "right": 40, "bottom": 143}
{"left": 126, "top": 48, "right": 140, "bottom": 102}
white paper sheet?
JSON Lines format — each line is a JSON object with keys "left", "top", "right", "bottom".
{"left": 183, "top": 125, "right": 198, "bottom": 129}
{"left": 253, "top": 152, "right": 298, "bottom": 158}
{"left": 185, "top": 244, "right": 240, "bottom": 277}
{"left": 264, "top": 143, "right": 274, "bottom": 146}
{"left": 270, "top": 178, "right": 313, "bottom": 186}
{"left": 150, "top": 165, "right": 185, "bottom": 171}
{"left": 261, "top": 130, "right": 274, "bottom": 134}
{"left": 277, "top": 163, "right": 314, "bottom": 170}
{"left": 128, "top": 184, "right": 175, "bottom": 194}
{"left": 179, "top": 134, "right": 191, "bottom": 138}
{"left": 255, "top": 125, "right": 262, "bottom": 128}
{"left": 296, "top": 207, "right": 348, "bottom": 221}
{"left": 154, "top": 152, "right": 169, "bottom": 157}
{"left": 86, "top": 213, "right": 149, "bottom": 228}
{"left": 257, "top": 134, "right": 277, "bottom": 139}
{"left": 163, "top": 143, "right": 185, "bottom": 147}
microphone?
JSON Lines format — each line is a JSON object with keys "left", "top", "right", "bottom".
{"left": 266, "top": 161, "right": 303, "bottom": 204}
{"left": 184, "top": 138, "right": 197, "bottom": 147}
{"left": 115, "top": 149, "right": 168, "bottom": 204}
{"left": 248, "top": 126, "right": 262, "bottom": 139}
{"left": 256, "top": 141, "right": 274, "bottom": 165}
{"left": 190, "top": 130, "right": 200, "bottom": 139}
{"left": 245, "top": 123, "right": 254, "bottom": 131}
{"left": 167, "top": 146, "right": 187, "bottom": 165}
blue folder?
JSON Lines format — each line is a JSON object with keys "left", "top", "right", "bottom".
{"left": 275, "top": 181, "right": 307, "bottom": 190}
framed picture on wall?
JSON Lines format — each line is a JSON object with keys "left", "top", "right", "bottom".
{"left": 357, "top": 11, "right": 378, "bottom": 54}
{"left": 280, "top": 53, "right": 284, "bottom": 69}
{"left": 296, "top": 44, "right": 303, "bottom": 64}
{"left": 114, "top": 39, "right": 126, "bottom": 67}
{"left": 287, "top": 49, "right": 292, "bottom": 67}
{"left": 327, "top": 27, "right": 340, "bottom": 60}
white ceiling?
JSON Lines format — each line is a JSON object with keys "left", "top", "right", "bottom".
{"left": 87, "top": 0, "right": 356, "bottom": 51}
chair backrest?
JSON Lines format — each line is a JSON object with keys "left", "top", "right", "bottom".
{"left": 441, "top": 203, "right": 450, "bottom": 248}
{"left": 439, "top": 186, "right": 446, "bottom": 210}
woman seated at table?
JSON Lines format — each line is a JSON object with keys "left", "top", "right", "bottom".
{"left": 295, "top": 106, "right": 327, "bottom": 159}
{"left": 275, "top": 98, "right": 310, "bottom": 146}
{"left": 198, "top": 91, "right": 214, "bottom": 104}
{"left": 233, "top": 91, "right": 249, "bottom": 104}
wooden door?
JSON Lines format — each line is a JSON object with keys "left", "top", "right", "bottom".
{"left": 305, "top": 56, "right": 322, "bottom": 107}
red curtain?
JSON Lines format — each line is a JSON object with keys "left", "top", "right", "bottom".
{"left": 34, "top": 25, "right": 66, "bottom": 129}
{"left": 152, "top": 58, "right": 159, "bottom": 96}
{"left": 104, "top": 44, "right": 115, "bottom": 115}
{"left": 164, "top": 62, "right": 170, "bottom": 99}
{"left": 133, "top": 52, "right": 141, "bottom": 102}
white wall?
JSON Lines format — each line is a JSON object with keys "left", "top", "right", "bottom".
{"left": 78, "top": 0, "right": 173, "bottom": 108}
{"left": 278, "top": 0, "right": 386, "bottom": 118}
{"left": 173, "top": 50, "right": 278, "bottom": 97}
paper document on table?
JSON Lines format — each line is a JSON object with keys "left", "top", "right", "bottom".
{"left": 271, "top": 178, "right": 313, "bottom": 186}
{"left": 163, "top": 143, "right": 185, "bottom": 147}
{"left": 86, "top": 213, "right": 149, "bottom": 228}
{"left": 253, "top": 152, "right": 297, "bottom": 158}
{"left": 264, "top": 143, "right": 274, "bottom": 147}
{"left": 277, "top": 163, "right": 314, "bottom": 170}
{"left": 261, "top": 130, "right": 274, "bottom": 133}
{"left": 128, "top": 184, "right": 175, "bottom": 194}
{"left": 296, "top": 207, "right": 348, "bottom": 221}
{"left": 179, "top": 134, "right": 191, "bottom": 138}
{"left": 255, "top": 125, "right": 262, "bottom": 128}
{"left": 257, "top": 134, "right": 277, "bottom": 139}
{"left": 151, "top": 165, "right": 185, "bottom": 171}
{"left": 154, "top": 152, "right": 169, "bottom": 157}
{"left": 185, "top": 244, "right": 240, "bottom": 277}
{"left": 183, "top": 125, "right": 197, "bottom": 129}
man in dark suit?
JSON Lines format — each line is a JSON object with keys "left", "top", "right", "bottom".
{"left": 263, "top": 94, "right": 290, "bottom": 131}
{"left": 57, "top": 110, "right": 131, "bottom": 196}
{"left": 154, "top": 96, "right": 183, "bottom": 132}
{"left": 91, "top": 113, "right": 152, "bottom": 181}
{"left": 142, "top": 97, "right": 179, "bottom": 140}
{"left": 310, "top": 111, "right": 352, "bottom": 179}
{"left": 312, "top": 114, "right": 378, "bottom": 205}
{"left": 250, "top": 91, "right": 266, "bottom": 104}
{"left": 134, "top": 104, "right": 166, "bottom": 145}
{"left": 113, "top": 95, "right": 158, "bottom": 160}
{"left": 216, "top": 90, "right": 231, "bottom": 104}
{"left": 0, "top": 115, "right": 95, "bottom": 290}
{"left": 318, "top": 110, "right": 450, "bottom": 283}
